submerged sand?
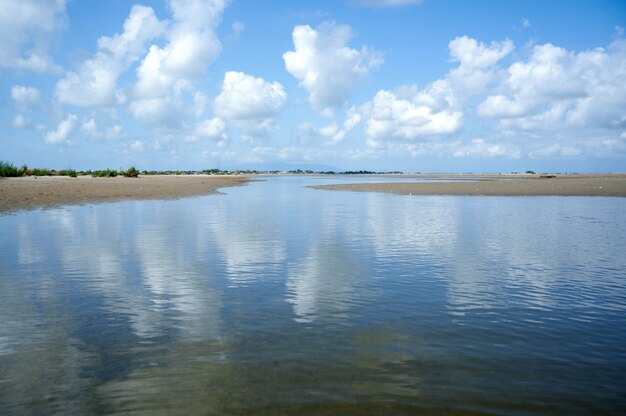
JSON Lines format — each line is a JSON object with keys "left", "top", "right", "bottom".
{"left": 0, "top": 175, "right": 250, "bottom": 213}
{"left": 311, "top": 174, "right": 626, "bottom": 197}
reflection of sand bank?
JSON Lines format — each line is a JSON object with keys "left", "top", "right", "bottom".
{"left": 0, "top": 175, "right": 250, "bottom": 213}
{"left": 311, "top": 174, "right": 626, "bottom": 196}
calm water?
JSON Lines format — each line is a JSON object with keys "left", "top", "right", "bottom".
{"left": 1, "top": 176, "right": 626, "bottom": 414}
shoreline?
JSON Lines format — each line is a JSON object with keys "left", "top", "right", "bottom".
{"left": 0, "top": 175, "right": 251, "bottom": 214}
{"left": 310, "top": 174, "right": 626, "bottom": 197}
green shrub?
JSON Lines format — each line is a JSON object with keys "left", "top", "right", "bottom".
{"left": 123, "top": 166, "right": 139, "bottom": 178}
{"left": 59, "top": 169, "right": 77, "bottom": 178}
{"left": 92, "top": 169, "right": 118, "bottom": 178}
{"left": 0, "top": 161, "right": 22, "bottom": 177}
{"left": 32, "top": 168, "right": 53, "bottom": 176}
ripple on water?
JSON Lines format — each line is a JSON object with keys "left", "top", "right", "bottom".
{"left": 1, "top": 178, "right": 625, "bottom": 414}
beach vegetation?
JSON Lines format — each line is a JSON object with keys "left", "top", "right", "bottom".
{"left": 124, "top": 166, "right": 139, "bottom": 178}
{"left": 58, "top": 169, "right": 78, "bottom": 177}
{"left": 32, "top": 168, "right": 53, "bottom": 176}
{"left": 92, "top": 169, "right": 118, "bottom": 178}
{"left": 0, "top": 161, "right": 23, "bottom": 177}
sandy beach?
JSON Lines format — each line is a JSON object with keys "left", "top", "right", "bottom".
{"left": 0, "top": 175, "right": 250, "bottom": 213}
{"left": 311, "top": 174, "right": 626, "bottom": 197}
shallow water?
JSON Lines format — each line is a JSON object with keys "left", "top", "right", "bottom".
{"left": 1, "top": 176, "right": 625, "bottom": 414}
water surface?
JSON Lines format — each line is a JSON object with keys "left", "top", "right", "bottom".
{"left": 1, "top": 176, "right": 625, "bottom": 414}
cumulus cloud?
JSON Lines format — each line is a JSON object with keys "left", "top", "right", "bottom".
{"left": 194, "top": 117, "right": 226, "bottom": 138}
{"left": 190, "top": 117, "right": 228, "bottom": 146}
{"left": 446, "top": 36, "right": 513, "bottom": 105}
{"left": 45, "top": 113, "right": 77, "bottom": 144}
{"left": 478, "top": 39, "right": 626, "bottom": 133}
{"left": 214, "top": 71, "right": 287, "bottom": 133}
{"left": 361, "top": 89, "right": 463, "bottom": 139}
{"left": 56, "top": 5, "right": 165, "bottom": 107}
{"left": 357, "top": 35, "right": 513, "bottom": 143}
{"left": 0, "top": 0, "right": 66, "bottom": 72}
{"left": 130, "top": 97, "right": 180, "bottom": 127}
{"left": 449, "top": 36, "right": 513, "bottom": 69}
{"left": 134, "top": 0, "right": 227, "bottom": 99}
{"left": 80, "top": 118, "right": 125, "bottom": 139}
{"left": 11, "top": 85, "right": 41, "bottom": 110}
{"left": 308, "top": 108, "right": 362, "bottom": 145}
{"left": 283, "top": 22, "right": 382, "bottom": 113}
{"left": 357, "top": 34, "right": 626, "bottom": 161}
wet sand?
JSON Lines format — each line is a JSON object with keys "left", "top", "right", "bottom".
{"left": 311, "top": 174, "right": 626, "bottom": 197}
{"left": 0, "top": 175, "right": 250, "bottom": 213}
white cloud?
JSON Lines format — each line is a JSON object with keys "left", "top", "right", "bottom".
{"left": 446, "top": 36, "right": 513, "bottom": 104}
{"left": 478, "top": 39, "right": 626, "bottom": 133}
{"left": 45, "top": 113, "right": 77, "bottom": 144}
{"left": 358, "top": 35, "right": 512, "bottom": 144}
{"left": 81, "top": 119, "right": 98, "bottom": 136}
{"left": 283, "top": 22, "right": 382, "bottom": 113}
{"left": 318, "top": 122, "right": 339, "bottom": 138}
{"left": 214, "top": 71, "right": 287, "bottom": 133}
{"left": 449, "top": 36, "right": 513, "bottom": 69}
{"left": 11, "top": 85, "right": 41, "bottom": 110}
{"left": 529, "top": 144, "right": 582, "bottom": 159}
{"left": 56, "top": 5, "right": 165, "bottom": 107}
{"left": 0, "top": 0, "right": 66, "bottom": 72}
{"left": 194, "top": 117, "right": 226, "bottom": 138}
{"left": 522, "top": 18, "right": 530, "bottom": 28}
{"left": 452, "top": 138, "right": 520, "bottom": 158}
{"left": 130, "top": 97, "right": 180, "bottom": 127}
{"left": 130, "top": 140, "right": 145, "bottom": 152}
{"left": 133, "top": 0, "right": 227, "bottom": 99}
{"left": 97, "top": 6, "right": 167, "bottom": 59}
{"left": 56, "top": 60, "right": 127, "bottom": 107}
{"left": 313, "top": 108, "right": 362, "bottom": 144}
{"left": 12, "top": 114, "right": 30, "bottom": 128}
{"left": 190, "top": 117, "right": 228, "bottom": 145}
{"left": 362, "top": 89, "right": 463, "bottom": 139}
{"left": 81, "top": 118, "right": 125, "bottom": 139}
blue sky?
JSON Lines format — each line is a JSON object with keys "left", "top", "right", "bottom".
{"left": 1, "top": 0, "right": 625, "bottom": 172}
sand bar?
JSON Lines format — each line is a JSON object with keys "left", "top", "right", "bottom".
{"left": 0, "top": 175, "right": 250, "bottom": 213}
{"left": 310, "top": 174, "right": 626, "bottom": 197}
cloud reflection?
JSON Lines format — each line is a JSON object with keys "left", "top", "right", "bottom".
{"left": 286, "top": 242, "right": 360, "bottom": 323}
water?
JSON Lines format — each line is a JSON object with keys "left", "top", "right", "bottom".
{"left": 1, "top": 176, "right": 625, "bottom": 414}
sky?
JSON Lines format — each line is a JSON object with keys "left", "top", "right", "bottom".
{"left": 1, "top": 0, "right": 626, "bottom": 172}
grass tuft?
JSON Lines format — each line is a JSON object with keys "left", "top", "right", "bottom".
{"left": 0, "top": 161, "right": 22, "bottom": 177}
